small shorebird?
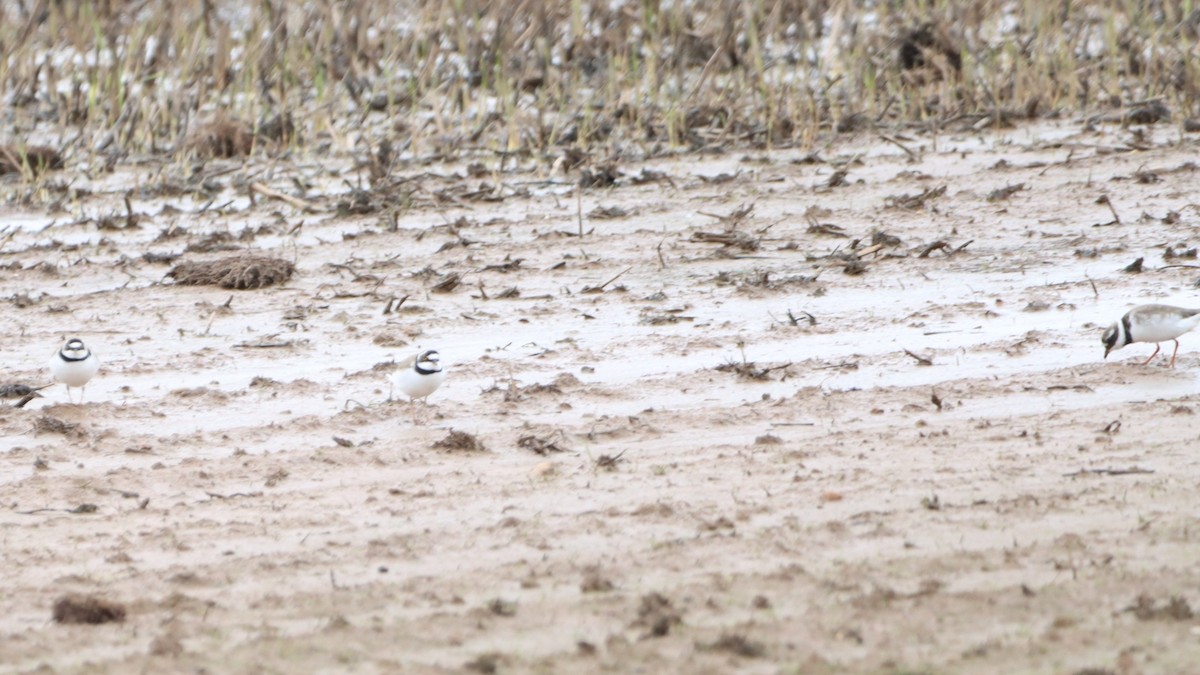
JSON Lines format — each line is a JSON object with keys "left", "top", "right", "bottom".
{"left": 50, "top": 338, "right": 100, "bottom": 402}
{"left": 1101, "top": 304, "right": 1200, "bottom": 367}
{"left": 392, "top": 349, "right": 446, "bottom": 403}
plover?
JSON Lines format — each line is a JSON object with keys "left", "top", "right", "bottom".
{"left": 50, "top": 338, "right": 100, "bottom": 402}
{"left": 393, "top": 349, "right": 446, "bottom": 403}
{"left": 1102, "top": 304, "right": 1200, "bottom": 367}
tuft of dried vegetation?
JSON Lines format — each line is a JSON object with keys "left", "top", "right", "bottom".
{"left": 0, "top": 145, "right": 63, "bottom": 176}
{"left": 0, "top": 0, "right": 1197, "bottom": 175}
{"left": 168, "top": 255, "right": 295, "bottom": 290}
{"left": 184, "top": 117, "right": 255, "bottom": 159}
{"left": 432, "top": 430, "right": 487, "bottom": 453}
{"left": 34, "top": 415, "right": 79, "bottom": 435}
{"left": 52, "top": 594, "right": 127, "bottom": 625}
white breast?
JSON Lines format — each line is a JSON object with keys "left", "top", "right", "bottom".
{"left": 394, "top": 366, "right": 446, "bottom": 400}
{"left": 51, "top": 354, "right": 100, "bottom": 387}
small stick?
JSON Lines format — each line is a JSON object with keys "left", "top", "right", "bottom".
{"left": 1097, "top": 195, "right": 1122, "bottom": 224}
{"left": 687, "top": 47, "right": 724, "bottom": 101}
{"left": 903, "top": 349, "right": 933, "bottom": 366}
{"left": 1063, "top": 467, "right": 1154, "bottom": 477}
{"left": 855, "top": 243, "right": 885, "bottom": 258}
{"left": 879, "top": 134, "right": 918, "bottom": 161}
{"left": 576, "top": 183, "right": 584, "bottom": 238}
{"left": 582, "top": 266, "right": 632, "bottom": 293}
{"left": 249, "top": 181, "right": 318, "bottom": 213}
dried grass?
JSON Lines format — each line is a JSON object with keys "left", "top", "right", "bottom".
{"left": 184, "top": 118, "right": 255, "bottom": 159}
{"left": 0, "top": 145, "right": 63, "bottom": 176}
{"left": 168, "top": 255, "right": 295, "bottom": 290}
{"left": 52, "top": 594, "right": 127, "bottom": 625}
{"left": 0, "top": 0, "right": 1195, "bottom": 166}
{"left": 432, "top": 430, "right": 487, "bottom": 453}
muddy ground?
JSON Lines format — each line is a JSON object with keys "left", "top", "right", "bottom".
{"left": 3, "top": 120, "right": 1200, "bottom": 674}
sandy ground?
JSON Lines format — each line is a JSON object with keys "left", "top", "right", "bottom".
{"left": 4, "top": 120, "right": 1200, "bottom": 674}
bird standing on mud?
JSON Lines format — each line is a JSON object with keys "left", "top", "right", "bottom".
{"left": 50, "top": 337, "right": 100, "bottom": 402}
{"left": 393, "top": 349, "right": 446, "bottom": 403}
{"left": 1101, "top": 304, "right": 1200, "bottom": 367}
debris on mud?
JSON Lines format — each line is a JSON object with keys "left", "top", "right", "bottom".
{"left": 987, "top": 183, "right": 1026, "bottom": 201}
{"left": 0, "top": 145, "right": 63, "bottom": 175}
{"left": 486, "top": 598, "right": 517, "bottom": 617}
{"left": 634, "top": 592, "right": 682, "bottom": 638}
{"left": 595, "top": 451, "right": 626, "bottom": 471}
{"left": 464, "top": 652, "right": 505, "bottom": 673}
{"left": 691, "top": 230, "right": 760, "bottom": 252}
{"left": 578, "top": 163, "right": 620, "bottom": 188}
{"left": 52, "top": 594, "right": 127, "bottom": 625}
{"left": 184, "top": 117, "right": 255, "bottom": 158}
{"left": 167, "top": 255, "right": 295, "bottom": 290}
{"left": 433, "top": 430, "right": 487, "bottom": 453}
{"left": 1087, "top": 101, "right": 1171, "bottom": 126}
{"left": 703, "top": 633, "right": 767, "bottom": 658}
{"left": 34, "top": 415, "right": 79, "bottom": 435}
{"left": 429, "top": 272, "right": 462, "bottom": 293}
{"left": 1122, "top": 257, "right": 1144, "bottom": 273}
{"left": 517, "top": 433, "right": 570, "bottom": 455}
{"left": 886, "top": 185, "right": 947, "bottom": 210}
{"left": 580, "top": 568, "right": 615, "bottom": 593}
{"left": 0, "top": 383, "right": 46, "bottom": 399}
{"left": 1125, "top": 594, "right": 1193, "bottom": 621}
{"left": 716, "top": 360, "right": 791, "bottom": 380}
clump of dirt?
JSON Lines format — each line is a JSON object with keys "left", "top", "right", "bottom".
{"left": 580, "top": 568, "right": 614, "bottom": 593}
{"left": 633, "top": 592, "right": 682, "bottom": 637}
{"left": 0, "top": 383, "right": 43, "bottom": 398}
{"left": 705, "top": 633, "right": 767, "bottom": 658}
{"left": 52, "top": 594, "right": 127, "bottom": 625}
{"left": 517, "top": 433, "right": 569, "bottom": 455}
{"left": 0, "top": 145, "right": 63, "bottom": 175}
{"left": 167, "top": 255, "right": 295, "bottom": 290}
{"left": 432, "top": 430, "right": 487, "bottom": 453}
{"left": 1128, "top": 594, "right": 1193, "bottom": 621}
{"left": 184, "top": 118, "right": 255, "bottom": 158}
{"left": 34, "top": 415, "right": 79, "bottom": 435}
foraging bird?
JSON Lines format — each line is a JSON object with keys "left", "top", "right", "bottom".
{"left": 50, "top": 338, "right": 100, "bottom": 402}
{"left": 393, "top": 349, "right": 446, "bottom": 403}
{"left": 1101, "top": 304, "right": 1200, "bottom": 367}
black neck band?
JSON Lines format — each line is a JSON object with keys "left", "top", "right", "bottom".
{"left": 415, "top": 362, "right": 439, "bottom": 375}
{"left": 1121, "top": 313, "right": 1133, "bottom": 346}
{"left": 60, "top": 350, "right": 90, "bottom": 363}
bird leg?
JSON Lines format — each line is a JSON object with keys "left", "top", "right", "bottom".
{"left": 1170, "top": 339, "right": 1181, "bottom": 368}
{"left": 1141, "top": 343, "right": 1162, "bottom": 366}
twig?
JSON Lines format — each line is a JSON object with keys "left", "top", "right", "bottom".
{"left": 786, "top": 310, "right": 816, "bottom": 326}
{"left": 687, "top": 47, "right": 724, "bottom": 101}
{"left": 204, "top": 491, "right": 263, "bottom": 500}
{"left": 581, "top": 266, "right": 632, "bottom": 293}
{"left": 903, "top": 349, "right": 933, "bottom": 366}
{"left": 1063, "top": 467, "right": 1153, "bottom": 477}
{"left": 1097, "top": 194, "right": 1122, "bottom": 224}
{"left": 879, "top": 134, "right": 918, "bottom": 161}
{"left": 576, "top": 183, "right": 584, "bottom": 238}
{"left": 249, "top": 181, "right": 318, "bottom": 213}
